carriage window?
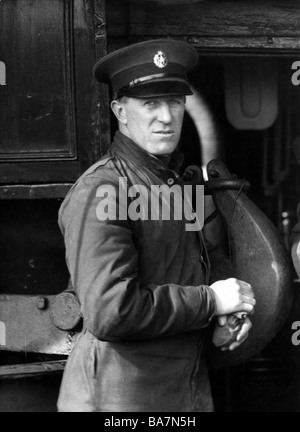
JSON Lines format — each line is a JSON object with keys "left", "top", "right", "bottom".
{"left": 0, "top": 0, "right": 76, "bottom": 161}
{"left": 0, "top": 0, "right": 109, "bottom": 186}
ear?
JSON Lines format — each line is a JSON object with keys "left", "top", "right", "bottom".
{"left": 111, "top": 100, "right": 128, "bottom": 125}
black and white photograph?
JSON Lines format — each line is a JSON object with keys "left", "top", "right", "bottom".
{"left": 0, "top": 0, "right": 300, "bottom": 416}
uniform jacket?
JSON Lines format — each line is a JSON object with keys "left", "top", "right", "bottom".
{"left": 57, "top": 131, "right": 217, "bottom": 412}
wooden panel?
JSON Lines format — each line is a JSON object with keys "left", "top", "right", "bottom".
{"left": 74, "top": 0, "right": 102, "bottom": 171}
{"left": 0, "top": 0, "right": 76, "bottom": 161}
{"left": 187, "top": 36, "right": 300, "bottom": 52}
{"left": 0, "top": 0, "right": 110, "bottom": 186}
{"left": 0, "top": 360, "right": 66, "bottom": 379}
{"left": 0, "top": 201, "right": 70, "bottom": 295}
{"left": 91, "top": 0, "right": 111, "bottom": 160}
{"left": 0, "top": 184, "right": 72, "bottom": 200}
{"left": 0, "top": 161, "right": 80, "bottom": 184}
{"left": 107, "top": 0, "right": 300, "bottom": 51}
{"left": 127, "top": 1, "right": 300, "bottom": 38}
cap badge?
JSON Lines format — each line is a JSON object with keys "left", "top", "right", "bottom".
{"left": 153, "top": 51, "right": 168, "bottom": 69}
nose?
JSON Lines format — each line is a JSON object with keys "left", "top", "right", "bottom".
{"left": 157, "top": 103, "right": 172, "bottom": 124}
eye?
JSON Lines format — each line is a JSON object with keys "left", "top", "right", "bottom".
{"left": 144, "top": 100, "right": 159, "bottom": 108}
{"left": 169, "top": 99, "right": 183, "bottom": 107}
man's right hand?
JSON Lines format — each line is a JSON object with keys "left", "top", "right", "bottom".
{"left": 210, "top": 278, "right": 256, "bottom": 316}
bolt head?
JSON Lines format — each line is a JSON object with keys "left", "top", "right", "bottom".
{"left": 36, "top": 297, "right": 47, "bottom": 310}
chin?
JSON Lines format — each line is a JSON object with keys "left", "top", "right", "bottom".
{"left": 150, "top": 142, "right": 178, "bottom": 155}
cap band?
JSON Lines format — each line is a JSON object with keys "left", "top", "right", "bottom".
{"left": 111, "top": 62, "right": 186, "bottom": 93}
{"left": 128, "top": 73, "right": 188, "bottom": 88}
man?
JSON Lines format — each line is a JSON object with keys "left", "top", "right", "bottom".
{"left": 57, "top": 39, "right": 255, "bottom": 412}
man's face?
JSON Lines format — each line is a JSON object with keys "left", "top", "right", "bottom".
{"left": 113, "top": 95, "right": 186, "bottom": 156}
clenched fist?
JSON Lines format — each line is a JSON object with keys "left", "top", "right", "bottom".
{"left": 210, "top": 278, "right": 255, "bottom": 316}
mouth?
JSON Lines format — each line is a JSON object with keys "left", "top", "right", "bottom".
{"left": 154, "top": 130, "right": 175, "bottom": 136}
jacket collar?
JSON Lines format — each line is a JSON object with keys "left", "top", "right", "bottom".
{"left": 109, "top": 131, "right": 184, "bottom": 175}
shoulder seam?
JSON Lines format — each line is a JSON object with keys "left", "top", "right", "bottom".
{"left": 64, "top": 154, "right": 116, "bottom": 198}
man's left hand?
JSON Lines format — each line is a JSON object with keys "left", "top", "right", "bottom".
{"left": 217, "top": 315, "right": 252, "bottom": 351}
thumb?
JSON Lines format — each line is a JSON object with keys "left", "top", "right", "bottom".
{"left": 217, "top": 315, "right": 227, "bottom": 327}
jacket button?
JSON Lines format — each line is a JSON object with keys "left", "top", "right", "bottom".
{"left": 167, "top": 178, "right": 175, "bottom": 186}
